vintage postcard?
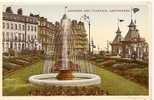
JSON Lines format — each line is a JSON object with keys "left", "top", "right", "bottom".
{"left": 0, "top": 0, "right": 152, "bottom": 100}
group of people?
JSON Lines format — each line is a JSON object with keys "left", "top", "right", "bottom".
{"left": 29, "top": 86, "right": 106, "bottom": 96}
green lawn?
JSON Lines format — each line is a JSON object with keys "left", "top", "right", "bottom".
{"left": 96, "top": 67, "right": 148, "bottom": 95}
{"left": 3, "top": 61, "right": 44, "bottom": 96}
{"left": 3, "top": 60, "right": 148, "bottom": 96}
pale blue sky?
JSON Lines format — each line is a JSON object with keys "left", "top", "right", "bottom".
{"left": 3, "top": 4, "right": 150, "bottom": 50}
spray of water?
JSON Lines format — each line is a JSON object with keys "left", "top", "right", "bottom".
{"left": 61, "top": 18, "right": 71, "bottom": 70}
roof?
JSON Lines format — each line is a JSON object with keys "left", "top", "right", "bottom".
{"left": 124, "top": 19, "right": 142, "bottom": 42}
{"left": 112, "top": 34, "right": 123, "bottom": 45}
{"left": 3, "top": 12, "right": 38, "bottom": 24}
{"left": 128, "top": 19, "right": 136, "bottom": 27}
{"left": 116, "top": 26, "right": 121, "bottom": 34}
{"left": 111, "top": 27, "right": 123, "bottom": 45}
{"left": 124, "top": 29, "right": 140, "bottom": 42}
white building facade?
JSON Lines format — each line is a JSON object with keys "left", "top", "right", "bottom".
{"left": 2, "top": 7, "right": 41, "bottom": 54}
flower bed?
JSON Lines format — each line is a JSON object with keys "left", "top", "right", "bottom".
{"left": 29, "top": 86, "right": 106, "bottom": 96}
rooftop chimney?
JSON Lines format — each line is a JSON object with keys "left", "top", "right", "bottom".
{"left": 17, "top": 8, "right": 23, "bottom": 15}
{"left": 6, "top": 7, "right": 13, "bottom": 13}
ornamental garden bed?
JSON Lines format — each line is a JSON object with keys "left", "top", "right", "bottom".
{"left": 29, "top": 86, "right": 106, "bottom": 96}
{"left": 91, "top": 56, "right": 149, "bottom": 88}
{"left": 3, "top": 56, "right": 42, "bottom": 76}
{"left": 103, "top": 61, "right": 148, "bottom": 88}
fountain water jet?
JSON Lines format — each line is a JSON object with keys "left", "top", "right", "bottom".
{"left": 56, "top": 14, "right": 74, "bottom": 80}
{"left": 29, "top": 11, "right": 101, "bottom": 87}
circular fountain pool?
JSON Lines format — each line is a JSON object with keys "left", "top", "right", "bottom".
{"left": 29, "top": 73, "right": 101, "bottom": 86}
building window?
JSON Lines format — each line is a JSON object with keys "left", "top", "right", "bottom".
{"left": 6, "top": 43, "right": 9, "bottom": 49}
{"left": 18, "top": 43, "right": 21, "bottom": 51}
{"left": 15, "top": 34, "right": 17, "bottom": 41}
{"left": 14, "top": 43, "right": 17, "bottom": 50}
{"left": 34, "top": 26, "right": 37, "bottom": 32}
{"left": 23, "top": 34, "right": 25, "bottom": 41}
{"left": 3, "top": 43, "right": 4, "bottom": 51}
{"left": 31, "top": 26, "right": 33, "bottom": 31}
{"left": 22, "top": 44, "right": 24, "bottom": 50}
{"left": 11, "top": 32, "right": 13, "bottom": 41}
{"left": 15, "top": 24, "right": 17, "bottom": 30}
{"left": 19, "top": 33, "right": 21, "bottom": 41}
{"left": 19, "top": 24, "right": 21, "bottom": 30}
{"left": 3, "top": 22, "right": 5, "bottom": 29}
{"left": 3, "top": 32, "right": 5, "bottom": 41}
{"left": 28, "top": 35, "right": 30, "bottom": 41}
{"left": 28, "top": 25, "right": 30, "bottom": 31}
{"left": 22, "top": 25, "right": 25, "bottom": 31}
{"left": 6, "top": 32, "right": 9, "bottom": 41}
{"left": 7, "top": 23, "right": 9, "bottom": 29}
{"left": 11, "top": 23, "right": 13, "bottom": 29}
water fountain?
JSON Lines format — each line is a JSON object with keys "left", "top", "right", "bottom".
{"left": 56, "top": 15, "right": 74, "bottom": 80}
{"left": 29, "top": 12, "right": 101, "bottom": 87}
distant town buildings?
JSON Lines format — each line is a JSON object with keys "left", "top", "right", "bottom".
{"left": 3, "top": 6, "right": 148, "bottom": 61}
{"left": 35, "top": 15, "right": 55, "bottom": 55}
{"left": 2, "top": 7, "right": 41, "bottom": 54}
{"left": 54, "top": 14, "right": 88, "bottom": 60}
{"left": 111, "top": 19, "right": 149, "bottom": 61}
{"left": 2, "top": 6, "right": 88, "bottom": 57}
{"left": 71, "top": 20, "right": 88, "bottom": 57}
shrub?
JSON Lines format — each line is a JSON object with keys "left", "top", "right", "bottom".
{"left": 3, "top": 62, "right": 21, "bottom": 70}
{"left": 8, "top": 48, "right": 15, "bottom": 56}
{"left": 112, "top": 63, "right": 140, "bottom": 69}
{"left": 103, "top": 60, "right": 116, "bottom": 66}
{"left": 3, "top": 52, "right": 9, "bottom": 56}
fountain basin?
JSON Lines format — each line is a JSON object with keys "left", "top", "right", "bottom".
{"left": 56, "top": 69, "right": 74, "bottom": 80}
{"left": 29, "top": 73, "right": 101, "bottom": 86}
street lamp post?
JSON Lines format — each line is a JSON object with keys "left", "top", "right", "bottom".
{"left": 88, "top": 21, "right": 91, "bottom": 54}
{"left": 81, "top": 14, "right": 91, "bottom": 55}
{"left": 91, "top": 38, "right": 96, "bottom": 55}
{"left": 91, "top": 39, "right": 94, "bottom": 54}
